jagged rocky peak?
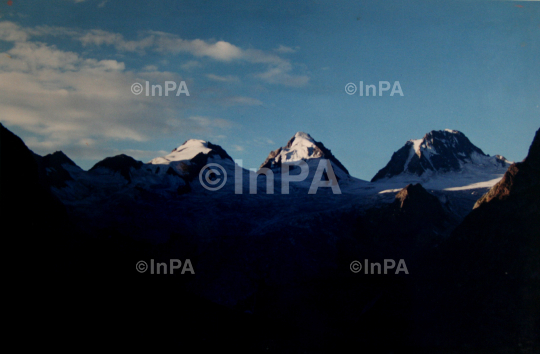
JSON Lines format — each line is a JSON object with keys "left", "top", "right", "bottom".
{"left": 260, "top": 131, "right": 350, "bottom": 175}
{"left": 372, "top": 129, "right": 510, "bottom": 182}
{"left": 523, "top": 128, "right": 540, "bottom": 168}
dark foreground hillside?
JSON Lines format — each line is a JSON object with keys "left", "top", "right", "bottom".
{"left": 2, "top": 123, "right": 538, "bottom": 353}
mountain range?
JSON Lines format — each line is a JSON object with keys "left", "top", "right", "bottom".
{"left": 2, "top": 123, "right": 538, "bottom": 353}
{"left": 34, "top": 129, "right": 512, "bottom": 196}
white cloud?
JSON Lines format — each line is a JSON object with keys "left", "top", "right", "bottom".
{"left": 79, "top": 29, "right": 155, "bottom": 53}
{"left": 206, "top": 73, "right": 239, "bottom": 82}
{"left": 0, "top": 21, "right": 307, "bottom": 162}
{"left": 0, "top": 21, "right": 29, "bottom": 42}
{"left": 23, "top": 25, "right": 309, "bottom": 86}
{"left": 185, "top": 116, "right": 234, "bottom": 130}
{"left": 142, "top": 65, "right": 158, "bottom": 72}
{"left": 224, "top": 96, "right": 263, "bottom": 106}
{"left": 27, "top": 139, "right": 171, "bottom": 164}
{"left": 253, "top": 137, "right": 276, "bottom": 146}
{"left": 0, "top": 26, "right": 233, "bottom": 159}
{"left": 149, "top": 32, "right": 243, "bottom": 61}
{"left": 3, "top": 41, "right": 125, "bottom": 72}
{"left": 255, "top": 66, "right": 310, "bottom": 87}
{"left": 180, "top": 60, "right": 202, "bottom": 71}
{"left": 274, "top": 45, "right": 298, "bottom": 54}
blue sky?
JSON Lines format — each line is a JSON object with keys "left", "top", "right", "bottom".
{"left": 0, "top": 0, "right": 538, "bottom": 180}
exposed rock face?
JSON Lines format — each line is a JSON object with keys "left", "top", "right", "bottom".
{"left": 356, "top": 183, "right": 448, "bottom": 253}
{"left": 179, "top": 151, "right": 216, "bottom": 181}
{"left": 89, "top": 154, "right": 144, "bottom": 182}
{"left": 205, "top": 141, "right": 233, "bottom": 161}
{"left": 393, "top": 183, "right": 446, "bottom": 222}
{"left": 372, "top": 129, "right": 509, "bottom": 181}
{"left": 260, "top": 132, "right": 349, "bottom": 175}
{"left": 260, "top": 147, "right": 283, "bottom": 170}
{"left": 474, "top": 128, "right": 540, "bottom": 208}
{"left": 418, "top": 128, "right": 540, "bottom": 349}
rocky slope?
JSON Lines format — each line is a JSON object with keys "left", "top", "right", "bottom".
{"left": 372, "top": 129, "right": 510, "bottom": 182}
{"left": 260, "top": 132, "right": 350, "bottom": 179}
{"left": 410, "top": 128, "right": 540, "bottom": 350}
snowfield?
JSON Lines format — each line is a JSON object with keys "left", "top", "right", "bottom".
{"left": 44, "top": 130, "right": 511, "bottom": 246}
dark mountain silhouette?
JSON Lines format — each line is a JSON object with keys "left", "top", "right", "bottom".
{"left": 407, "top": 128, "right": 540, "bottom": 351}
{"left": 90, "top": 154, "right": 144, "bottom": 183}
{"left": 356, "top": 183, "right": 449, "bottom": 254}
{"left": 444, "top": 128, "right": 540, "bottom": 348}
{"left": 33, "top": 151, "right": 80, "bottom": 188}
{"left": 1, "top": 124, "right": 297, "bottom": 352}
{"left": 1, "top": 123, "right": 74, "bottom": 277}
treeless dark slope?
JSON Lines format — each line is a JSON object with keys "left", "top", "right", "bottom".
{"left": 437, "top": 128, "right": 540, "bottom": 350}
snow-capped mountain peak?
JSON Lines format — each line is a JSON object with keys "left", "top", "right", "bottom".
{"left": 279, "top": 131, "right": 323, "bottom": 162}
{"left": 290, "top": 131, "right": 316, "bottom": 144}
{"left": 372, "top": 129, "right": 511, "bottom": 183}
{"left": 260, "top": 131, "right": 350, "bottom": 179}
{"left": 146, "top": 139, "right": 233, "bottom": 180}
{"left": 149, "top": 139, "right": 228, "bottom": 165}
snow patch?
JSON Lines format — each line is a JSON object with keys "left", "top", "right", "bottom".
{"left": 412, "top": 139, "right": 423, "bottom": 156}
{"left": 148, "top": 139, "right": 212, "bottom": 165}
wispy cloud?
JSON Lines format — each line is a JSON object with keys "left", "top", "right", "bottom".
{"left": 180, "top": 60, "right": 202, "bottom": 71}
{"left": 223, "top": 96, "right": 263, "bottom": 106}
{"left": 0, "top": 22, "right": 235, "bottom": 160}
{"left": 274, "top": 45, "right": 298, "bottom": 54}
{"left": 206, "top": 73, "right": 240, "bottom": 82}
{"left": 21, "top": 24, "right": 309, "bottom": 86}
{"left": 0, "top": 20, "right": 307, "bottom": 163}
{"left": 0, "top": 21, "right": 29, "bottom": 41}
{"left": 255, "top": 66, "right": 309, "bottom": 87}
